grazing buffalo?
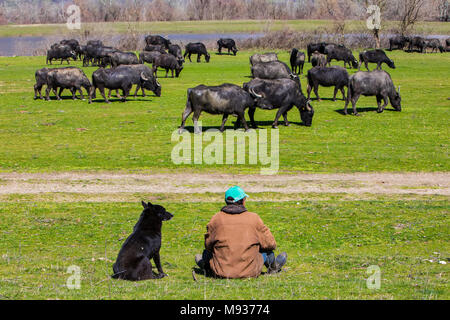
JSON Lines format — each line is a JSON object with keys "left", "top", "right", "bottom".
{"left": 290, "top": 48, "right": 305, "bottom": 75}
{"left": 90, "top": 66, "right": 159, "bottom": 104}
{"left": 244, "top": 78, "right": 314, "bottom": 128}
{"left": 409, "top": 36, "right": 426, "bottom": 53}
{"left": 358, "top": 49, "right": 395, "bottom": 71}
{"left": 145, "top": 35, "right": 171, "bottom": 49}
{"left": 109, "top": 52, "right": 139, "bottom": 68}
{"left": 307, "top": 66, "right": 349, "bottom": 101}
{"left": 326, "top": 46, "right": 358, "bottom": 69}
{"left": 87, "top": 40, "right": 103, "bottom": 47}
{"left": 84, "top": 45, "right": 119, "bottom": 67}
{"left": 307, "top": 42, "right": 328, "bottom": 62}
{"left": 107, "top": 64, "right": 161, "bottom": 99}
{"left": 144, "top": 44, "right": 167, "bottom": 54}
{"left": 344, "top": 70, "right": 401, "bottom": 115}
{"left": 311, "top": 52, "right": 327, "bottom": 67}
{"left": 46, "top": 45, "right": 77, "bottom": 65}
{"left": 152, "top": 54, "right": 184, "bottom": 78}
{"left": 34, "top": 68, "right": 55, "bottom": 100}
{"left": 41, "top": 67, "right": 91, "bottom": 101}
{"left": 139, "top": 51, "right": 162, "bottom": 64}
{"left": 179, "top": 84, "right": 255, "bottom": 134}
{"left": 168, "top": 44, "right": 184, "bottom": 65}
{"left": 249, "top": 53, "right": 278, "bottom": 66}
{"left": 184, "top": 42, "right": 210, "bottom": 63}
{"left": 388, "top": 35, "right": 410, "bottom": 51}
{"left": 446, "top": 38, "right": 450, "bottom": 51}
{"left": 60, "top": 39, "right": 82, "bottom": 58}
{"left": 217, "top": 38, "right": 238, "bottom": 55}
{"left": 424, "top": 39, "right": 444, "bottom": 53}
{"left": 251, "top": 61, "right": 299, "bottom": 85}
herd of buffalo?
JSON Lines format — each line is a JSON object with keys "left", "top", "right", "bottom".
{"left": 34, "top": 34, "right": 449, "bottom": 131}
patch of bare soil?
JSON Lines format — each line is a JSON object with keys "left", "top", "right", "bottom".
{"left": 0, "top": 172, "right": 448, "bottom": 196}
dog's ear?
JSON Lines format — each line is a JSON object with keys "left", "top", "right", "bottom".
{"left": 141, "top": 201, "right": 148, "bottom": 209}
{"left": 147, "top": 202, "right": 153, "bottom": 208}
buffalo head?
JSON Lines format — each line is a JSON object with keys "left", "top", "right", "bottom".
{"left": 300, "top": 99, "right": 314, "bottom": 126}
{"left": 391, "top": 86, "right": 401, "bottom": 111}
{"left": 141, "top": 72, "right": 161, "bottom": 97}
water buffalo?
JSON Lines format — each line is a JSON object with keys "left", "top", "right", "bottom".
{"left": 84, "top": 45, "right": 119, "bottom": 67}
{"left": 244, "top": 78, "right": 314, "bottom": 128}
{"left": 446, "top": 38, "right": 450, "bottom": 51}
{"left": 184, "top": 42, "right": 210, "bottom": 63}
{"left": 217, "top": 38, "right": 238, "bottom": 55}
{"left": 290, "top": 48, "right": 305, "bottom": 75}
{"left": 34, "top": 68, "right": 55, "bottom": 100}
{"left": 107, "top": 64, "right": 161, "bottom": 99}
{"left": 139, "top": 51, "right": 162, "bottom": 64}
{"left": 344, "top": 70, "right": 401, "bottom": 115}
{"left": 46, "top": 45, "right": 77, "bottom": 65}
{"left": 41, "top": 67, "right": 91, "bottom": 101}
{"left": 87, "top": 40, "right": 103, "bottom": 47}
{"left": 409, "top": 36, "right": 426, "bottom": 53}
{"left": 179, "top": 84, "right": 255, "bottom": 134}
{"left": 251, "top": 61, "right": 299, "bottom": 85}
{"left": 311, "top": 52, "right": 327, "bottom": 67}
{"left": 249, "top": 53, "right": 278, "bottom": 66}
{"left": 110, "top": 52, "right": 139, "bottom": 68}
{"left": 388, "top": 35, "right": 410, "bottom": 51}
{"left": 145, "top": 35, "right": 171, "bottom": 49}
{"left": 424, "top": 39, "right": 444, "bottom": 53}
{"left": 326, "top": 47, "right": 358, "bottom": 69}
{"left": 168, "top": 44, "right": 184, "bottom": 65}
{"left": 60, "top": 39, "right": 82, "bottom": 58}
{"left": 358, "top": 49, "right": 395, "bottom": 71}
{"left": 90, "top": 66, "right": 159, "bottom": 104}
{"left": 307, "top": 42, "right": 328, "bottom": 62}
{"left": 152, "top": 54, "right": 183, "bottom": 78}
{"left": 144, "top": 44, "right": 167, "bottom": 54}
{"left": 307, "top": 66, "right": 349, "bottom": 101}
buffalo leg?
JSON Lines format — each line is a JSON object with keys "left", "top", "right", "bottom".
{"left": 351, "top": 94, "right": 361, "bottom": 116}
{"left": 57, "top": 87, "right": 63, "bottom": 100}
{"left": 283, "top": 112, "right": 290, "bottom": 126}
{"left": 333, "top": 87, "right": 338, "bottom": 101}
{"left": 377, "top": 95, "right": 388, "bottom": 113}
{"left": 192, "top": 109, "right": 202, "bottom": 134}
{"left": 99, "top": 87, "right": 109, "bottom": 104}
{"left": 340, "top": 87, "right": 346, "bottom": 100}
{"left": 306, "top": 84, "right": 312, "bottom": 100}
{"left": 197, "top": 54, "right": 201, "bottom": 63}
{"left": 313, "top": 85, "right": 321, "bottom": 101}
{"left": 179, "top": 105, "right": 193, "bottom": 134}
{"left": 248, "top": 107, "right": 258, "bottom": 129}
{"left": 365, "top": 61, "right": 370, "bottom": 71}
{"left": 272, "top": 108, "right": 286, "bottom": 128}
{"left": 235, "top": 111, "right": 249, "bottom": 131}
{"left": 220, "top": 114, "right": 229, "bottom": 132}
{"left": 77, "top": 87, "right": 85, "bottom": 100}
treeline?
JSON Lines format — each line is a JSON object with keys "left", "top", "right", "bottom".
{"left": 0, "top": 0, "right": 445, "bottom": 25}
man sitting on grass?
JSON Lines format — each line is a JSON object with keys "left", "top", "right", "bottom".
{"left": 195, "top": 186, "right": 287, "bottom": 278}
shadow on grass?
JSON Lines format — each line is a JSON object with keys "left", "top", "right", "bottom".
{"left": 334, "top": 106, "right": 398, "bottom": 115}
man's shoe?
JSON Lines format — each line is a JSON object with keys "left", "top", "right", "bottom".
{"left": 268, "top": 252, "right": 287, "bottom": 274}
{"left": 195, "top": 254, "right": 205, "bottom": 270}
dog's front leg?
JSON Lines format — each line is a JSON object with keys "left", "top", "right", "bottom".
{"left": 153, "top": 252, "right": 167, "bottom": 278}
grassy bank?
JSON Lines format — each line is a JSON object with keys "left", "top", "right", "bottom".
{"left": 0, "top": 50, "right": 448, "bottom": 173}
{"left": 0, "top": 194, "right": 448, "bottom": 299}
{"left": 1, "top": 20, "right": 450, "bottom": 38}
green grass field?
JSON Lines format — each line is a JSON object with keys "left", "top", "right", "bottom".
{"left": 0, "top": 194, "right": 448, "bottom": 299}
{"left": 1, "top": 20, "right": 449, "bottom": 37}
{"left": 0, "top": 48, "right": 448, "bottom": 300}
{"left": 0, "top": 50, "right": 448, "bottom": 173}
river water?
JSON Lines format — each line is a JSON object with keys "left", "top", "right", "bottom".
{"left": 0, "top": 33, "right": 447, "bottom": 56}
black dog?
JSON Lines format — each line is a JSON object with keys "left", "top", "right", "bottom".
{"left": 112, "top": 201, "right": 173, "bottom": 281}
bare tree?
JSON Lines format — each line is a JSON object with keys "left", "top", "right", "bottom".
{"left": 398, "top": 0, "right": 425, "bottom": 35}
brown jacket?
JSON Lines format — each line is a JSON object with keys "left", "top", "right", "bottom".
{"left": 204, "top": 204, "right": 277, "bottom": 279}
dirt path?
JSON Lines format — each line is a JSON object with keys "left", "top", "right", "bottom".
{"left": 0, "top": 172, "right": 448, "bottom": 196}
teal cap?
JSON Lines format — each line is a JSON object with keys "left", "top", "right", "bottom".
{"left": 225, "top": 186, "right": 249, "bottom": 203}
